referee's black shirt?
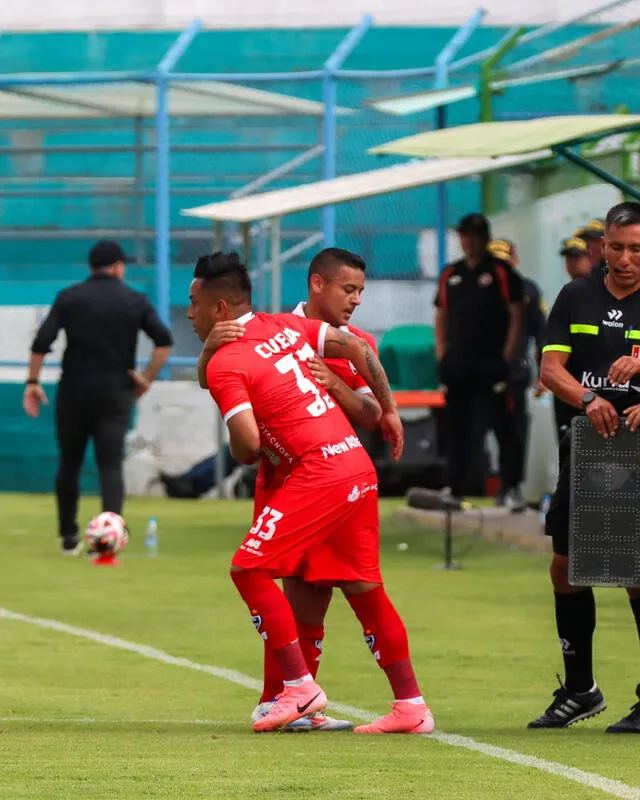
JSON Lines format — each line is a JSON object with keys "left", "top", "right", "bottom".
{"left": 31, "top": 273, "right": 173, "bottom": 390}
{"left": 543, "top": 269, "right": 640, "bottom": 415}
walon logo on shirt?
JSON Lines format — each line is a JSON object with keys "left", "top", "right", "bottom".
{"left": 582, "top": 371, "right": 630, "bottom": 391}
{"left": 603, "top": 309, "right": 623, "bottom": 327}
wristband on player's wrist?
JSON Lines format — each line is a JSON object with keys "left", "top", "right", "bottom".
{"left": 26, "top": 378, "right": 39, "bottom": 385}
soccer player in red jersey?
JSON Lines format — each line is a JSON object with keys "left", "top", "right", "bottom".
{"left": 189, "top": 251, "right": 435, "bottom": 734}
{"left": 207, "top": 248, "right": 381, "bottom": 731}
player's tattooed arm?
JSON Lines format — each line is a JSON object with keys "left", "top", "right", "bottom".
{"left": 323, "top": 327, "right": 395, "bottom": 412}
{"left": 308, "top": 355, "right": 382, "bottom": 430}
{"left": 323, "top": 326, "right": 404, "bottom": 460}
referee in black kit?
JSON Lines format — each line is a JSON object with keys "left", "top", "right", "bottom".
{"left": 530, "top": 202, "right": 640, "bottom": 733}
{"left": 23, "top": 240, "right": 173, "bottom": 554}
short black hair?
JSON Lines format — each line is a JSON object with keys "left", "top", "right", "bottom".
{"left": 456, "top": 213, "right": 491, "bottom": 240}
{"left": 307, "top": 247, "right": 366, "bottom": 285}
{"left": 193, "top": 251, "right": 252, "bottom": 304}
{"left": 606, "top": 202, "right": 640, "bottom": 230}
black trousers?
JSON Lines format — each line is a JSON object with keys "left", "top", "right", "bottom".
{"left": 508, "top": 379, "right": 530, "bottom": 488}
{"left": 444, "top": 377, "right": 519, "bottom": 498}
{"left": 55, "top": 384, "right": 133, "bottom": 540}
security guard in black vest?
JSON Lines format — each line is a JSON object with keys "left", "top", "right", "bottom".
{"left": 24, "top": 240, "right": 173, "bottom": 554}
{"left": 530, "top": 201, "right": 640, "bottom": 733}
{"left": 434, "top": 214, "right": 523, "bottom": 506}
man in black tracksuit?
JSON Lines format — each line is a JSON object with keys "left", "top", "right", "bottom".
{"left": 24, "top": 240, "right": 173, "bottom": 554}
{"left": 434, "top": 214, "right": 523, "bottom": 506}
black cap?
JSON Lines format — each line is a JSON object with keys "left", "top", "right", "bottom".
{"left": 88, "top": 240, "right": 134, "bottom": 269}
{"left": 456, "top": 213, "right": 491, "bottom": 239}
{"left": 575, "top": 218, "right": 605, "bottom": 242}
{"left": 559, "top": 237, "right": 589, "bottom": 257}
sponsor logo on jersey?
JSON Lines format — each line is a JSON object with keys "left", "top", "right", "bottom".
{"left": 347, "top": 485, "right": 361, "bottom": 502}
{"left": 603, "top": 309, "right": 623, "bottom": 327}
{"left": 632, "top": 345, "right": 640, "bottom": 359}
{"left": 447, "top": 274, "right": 462, "bottom": 286}
{"left": 258, "top": 421, "right": 293, "bottom": 465}
{"left": 478, "top": 272, "right": 493, "bottom": 287}
{"left": 581, "top": 371, "right": 630, "bottom": 391}
{"left": 321, "top": 434, "right": 363, "bottom": 460}
{"left": 349, "top": 361, "right": 357, "bottom": 375}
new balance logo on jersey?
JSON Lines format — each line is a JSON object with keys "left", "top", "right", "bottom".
{"left": 582, "top": 371, "right": 630, "bottom": 391}
{"left": 603, "top": 309, "right": 623, "bottom": 327}
{"left": 322, "top": 435, "right": 363, "bottom": 460}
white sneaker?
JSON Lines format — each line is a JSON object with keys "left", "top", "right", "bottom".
{"left": 307, "top": 710, "right": 353, "bottom": 731}
{"left": 505, "top": 487, "right": 526, "bottom": 513}
{"left": 250, "top": 702, "right": 352, "bottom": 732}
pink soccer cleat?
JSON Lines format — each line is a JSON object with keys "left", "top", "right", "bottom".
{"left": 354, "top": 700, "right": 435, "bottom": 734}
{"left": 252, "top": 681, "right": 327, "bottom": 732}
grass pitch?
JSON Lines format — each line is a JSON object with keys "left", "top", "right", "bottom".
{"left": 0, "top": 494, "right": 638, "bottom": 799}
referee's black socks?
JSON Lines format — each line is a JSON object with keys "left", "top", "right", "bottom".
{"left": 554, "top": 590, "right": 596, "bottom": 694}
{"left": 630, "top": 594, "right": 640, "bottom": 641}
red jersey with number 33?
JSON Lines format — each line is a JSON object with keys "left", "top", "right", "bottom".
{"left": 206, "top": 311, "right": 374, "bottom": 487}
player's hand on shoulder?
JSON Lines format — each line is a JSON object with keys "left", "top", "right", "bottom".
{"left": 380, "top": 410, "right": 404, "bottom": 462}
{"left": 307, "top": 356, "right": 338, "bottom": 391}
{"left": 623, "top": 404, "right": 640, "bottom": 432}
{"left": 23, "top": 384, "right": 48, "bottom": 418}
{"left": 204, "top": 321, "right": 245, "bottom": 353}
{"left": 607, "top": 356, "right": 640, "bottom": 387}
{"left": 586, "top": 395, "right": 619, "bottom": 439}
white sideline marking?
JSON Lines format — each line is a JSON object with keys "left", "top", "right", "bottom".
{"left": 1, "top": 607, "right": 638, "bottom": 800}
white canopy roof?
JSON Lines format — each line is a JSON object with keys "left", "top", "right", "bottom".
{"left": 0, "top": 76, "right": 351, "bottom": 118}
{"left": 182, "top": 151, "right": 550, "bottom": 223}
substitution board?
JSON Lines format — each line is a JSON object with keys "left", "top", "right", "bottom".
{"left": 569, "top": 415, "right": 640, "bottom": 587}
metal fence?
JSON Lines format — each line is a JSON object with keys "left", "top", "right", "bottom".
{"left": 1, "top": 3, "right": 640, "bottom": 373}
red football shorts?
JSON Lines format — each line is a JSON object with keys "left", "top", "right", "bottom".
{"left": 233, "top": 470, "right": 381, "bottom": 584}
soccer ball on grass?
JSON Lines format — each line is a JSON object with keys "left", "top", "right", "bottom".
{"left": 85, "top": 512, "right": 129, "bottom": 557}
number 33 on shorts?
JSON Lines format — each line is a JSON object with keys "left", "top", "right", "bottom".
{"left": 248, "top": 506, "right": 283, "bottom": 547}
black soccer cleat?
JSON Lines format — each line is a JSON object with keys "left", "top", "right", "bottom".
{"left": 606, "top": 684, "right": 640, "bottom": 734}
{"left": 528, "top": 676, "right": 606, "bottom": 729}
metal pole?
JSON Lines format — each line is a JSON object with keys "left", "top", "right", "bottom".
{"left": 433, "top": 10, "right": 485, "bottom": 272}
{"left": 154, "top": 76, "right": 171, "bottom": 331}
{"left": 134, "top": 116, "right": 146, "bottom": 267}
{"left": 321, "top": 14, "right": 373, "bottom": 248}
{"left": 321, "top": 73, "right": 337, "bottom": 247}
{"left": 479, "top": 26, "right": 525, "bottom": 215}
{"left": 154, "top": 17, "right": 204, "bottom": 367}
{"left": 242, "top": 221, "right": 251, "bottom": 267}
{"left": 214, "top": 220, "right": 223, "bottom": 252}
{"left": 271, "top": 217, "right": 282, "bottom": 313}
{"left": 257, "top": 221, "right": 268, "bottom": 312}
{"left": 553, "top": 146, "right": 640, "bottom": 201}
{"left": 210, "top": 218, "right": 227, "bottom": 499}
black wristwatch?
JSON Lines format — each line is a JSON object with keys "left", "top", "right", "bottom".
{"left": 581, "top": 391, "right": 597, "bottom": 408}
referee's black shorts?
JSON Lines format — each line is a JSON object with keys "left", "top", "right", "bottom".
{"left": 544, "top": 432, "right": 571, "bottom": 556}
